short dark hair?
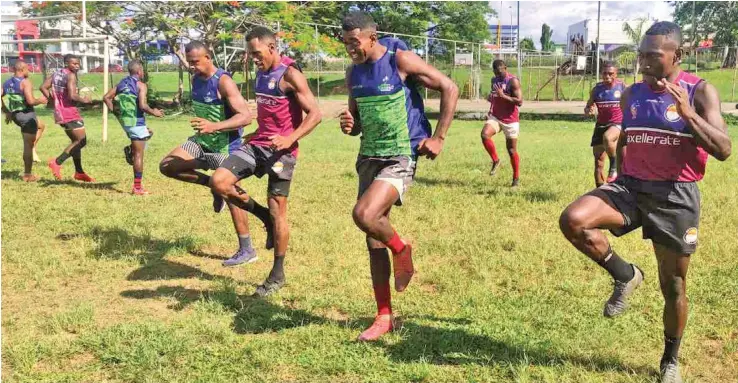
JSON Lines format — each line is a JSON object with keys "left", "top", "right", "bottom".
{"left": 246, "top": 26, "right": 276, "bottom": 43}
{"left": 63, "top": 54, "right": 79, "bottom": 64}
{"left": 342, "top": 11, "right": 377, "bottom": 32}
{"left": 13, "top": 59, "right": 27, "bottom": 71}
{"left": 602, "top": 60, "right": 617, "bottom": 70}
{"left": 644, "top": 21, "right": 682, "bottom": 46}
{"left": 492, "top": 59, "right": 506, "bottom": 70}
{"left": 128, "top": 59, "right": 143, "bottom": 74}
{"left": 185, "top": 41, "right": 211, "bottom": 57}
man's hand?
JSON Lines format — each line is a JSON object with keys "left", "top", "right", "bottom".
{"left": 494, "top": 84, "right": 505, "bottom": 98}
{"left": 269, "top": 135, "right": 295, "bottom": 151}
{"left": 584, "top": 104, "right": 596, "bottom": 116}
{"left": 339, "top": 109, "right": 354, "bottom": 135}
{"left": 152, "top": 108, "right": 164, "bottom": 118}
{"left": 417, "top": 137, "right": 444, "bottom": 160}
{"left": 191, "top": 117, "right": 218, "bottom": 134}
{"left": 659, "top": 78, "right": 695, "bottom": 119}
{"left": 4, "top": 112, "right": 11, "bottom": 125}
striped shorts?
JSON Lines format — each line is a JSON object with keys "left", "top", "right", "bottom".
{"left": 180, "top": 138, "right": 228, "bottom": 170}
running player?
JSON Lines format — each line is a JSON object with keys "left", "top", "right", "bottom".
{"left": 559, "top": 22, "right": 731, "bottom": 383}
{"left": 40, "top": 54, "right": 97, "bottom": 182}
{"left": 585, "top": 61, "right": 625, "bottom": 186}
{"left": 211, "top": 27, "right": 321, "bottom": 296}
{"left": 103, "top": 59, "right": 164, "bottom": 195}
{"left": 339, "top": 12, "right": 459, "bottom": 341}
{"left": 481, "top": 59, "right": 523, "bottom": 187}
{"left": 1, "top": 60, "right": 48, "bottom": 182}
{"left": 159, "top": 41, "right": 262, "bottom": 267}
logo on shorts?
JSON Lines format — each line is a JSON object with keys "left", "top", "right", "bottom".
{"left": 665, "top": 104, "right": 681, "bottom": 122}
{"left": 268, "top": 78, "right": 277, "bottom": 90}
{"left": 683, "top": 227, "right": 698, "bottom": 244}
{"left": 272, "top": 161, "right": 284, "bottom": 173}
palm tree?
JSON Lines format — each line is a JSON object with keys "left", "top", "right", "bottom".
{"left": 622, "top": 18, "right": 649, "bottom": 82}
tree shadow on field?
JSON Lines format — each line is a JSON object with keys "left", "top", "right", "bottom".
{"left": 1, "top": 169, "right": 22, "bottom": 181}
{"left": 414, "top": 176, "right": 473, "bottom": 188}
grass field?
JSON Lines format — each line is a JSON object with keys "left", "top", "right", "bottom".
{"left": 2, "top": 108, "right": 737, "bottom": 382}
{"left": 4, "top": 66, "right": 737, "bottom": 103}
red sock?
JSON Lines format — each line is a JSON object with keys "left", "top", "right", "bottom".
{"left": 511, "top": 152, "right": 520, "bottom": 179}
{"left": 482, "top": 138, "right": 499, "bottom": 162}
{"left": 133, "top": 178, "right": 142, "bottom": 189}
{"left": 384, "top": 231, "right": 405, "bottom": 255}
{"left": 373, "top": 283, "right": 392, "bottom": 315}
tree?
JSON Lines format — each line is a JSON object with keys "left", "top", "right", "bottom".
{"left": 520, "top": 37, "right": 536, "bottom": 52}
{"left": 540, "top": 23, "right": 554, "bottom": 52}
{"left": 671, "top": 1, "right": 738, "bottom": 68}
{"left": 622, "top": 18, "right": 649, "bottom": 82}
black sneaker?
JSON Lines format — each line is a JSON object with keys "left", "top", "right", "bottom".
{"left": 123, "top": 145, "right": 133, "bottom": 166}
{"left": 212, "top": 191, "right": 226, "bottom": 213}
{"left": 511, "top": 178, "right": 520, "bottom": 188}
{"left": 604, "top": 264, "right": 644, "bottom": 317}
{"left": 252, "top": 278, "right": 285, "bottom": 297}
{"left": 490, "top": 160, "right": 501, "bottom": 176}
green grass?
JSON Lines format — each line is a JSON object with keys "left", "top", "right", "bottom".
{"left": 5, "top": 66, "right": 738, "bottom": 103}
{"left": 2, "top": 108, "right": 738, "bottom": 382}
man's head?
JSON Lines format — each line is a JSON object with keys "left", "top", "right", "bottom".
{"left": 185, "top": 41, "right": 214, "bottom": 76}
{"left": 601, "top": 61, "right": 618, "bottom": 84}
{"left": 64, "top": 54, "right": 81, "bottom": 73}
{"left": 639, "top": 21, "right": 682, "bottom": 81}
{"left": 13, "top": 60, "right": 29, "bottom": 78}
{"left": 128, "top": 59, "right": 144, "bottom": 78}
{"left": 341, "top": 11, "right": 379, "bottom": 64}
{"left": 246, "top": 26, "right": 279, "bottom": 72}
{"left": 492, "top": 59, "right": 507, "bottom": 79}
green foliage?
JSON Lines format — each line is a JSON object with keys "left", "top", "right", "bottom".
{"left": 671, "top": 1, "right": 738, "bottom": 47}
{"left": 540, "top": 23, "right": 554, "bottom": 52}
{"left": 520, "top": 37, "right": 536, "bottom": 52}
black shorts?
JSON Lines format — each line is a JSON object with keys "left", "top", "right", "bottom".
{"left": 11, "top": 111, "right": 39, "bottom": 135}
{"left": 599, "top": 175, "right": 700, "bottom": 254}
{"left": 60, "top": 120, "right": 85, "bottom": 130}
{"left": 590, "top": 123, "right": 621, "bottom": 147}
{"left": 220, "top": 143, "right": 296, "bottom": 197}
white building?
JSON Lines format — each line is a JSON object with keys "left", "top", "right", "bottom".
{"left": 567, "top": 18, "right": 656, "bottom": 54}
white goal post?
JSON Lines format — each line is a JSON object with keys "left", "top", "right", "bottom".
{"left": 2, "top": 36, "right": 112, "bottom": 142}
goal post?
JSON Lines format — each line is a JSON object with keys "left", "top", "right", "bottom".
{"left": 2, "top": 36, "right": 111, "bottom": 142}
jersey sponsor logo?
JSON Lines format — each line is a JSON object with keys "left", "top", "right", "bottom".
{"left": 268, "top": 77, "right": 277, "bottom": 90}
{"left": 627, "top": 132, "right": 681, "bottom": 146}
{"left": 683, "top": 227, "right": 698, "bottom": 244}
{"left": 256, "top": 96, "right": 278, "bottom": 106}
{"left": 630, "top": 103, "right": 638, "bottom": 119}
{"left": 665, "top": 104, "right": 681, "bottom": 122}
{"left": 613, "top": 90, "right": 621, "bottom": 98}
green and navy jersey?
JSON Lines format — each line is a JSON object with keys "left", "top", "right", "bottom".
{"left": 114, "top": 75, "right": 145, "bottom": 127}
{"left": 2, "top": 76, "right": 31, "bottom": 113}
{"left": 191, "top": 68, "right": 242, "bottom": 154}
{"left": 348, "top": 41, "right": 431, "bottom": 157}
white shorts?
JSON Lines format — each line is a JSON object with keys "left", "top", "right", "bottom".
{"left": 485, "top": 116, "right": 520, "bottom": 139}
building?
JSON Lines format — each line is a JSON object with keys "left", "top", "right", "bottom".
{"left": 1, "top": 2, "right": 122, "bottom": 72}
{"left": 486, "top": 24, "right": 518, "bottom": 54}
{"left": 566, "top": 18, "right": 656, "bottom": 55}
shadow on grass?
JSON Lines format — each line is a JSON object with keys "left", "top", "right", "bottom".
{"left": 1, "top": 170, "right": 22, "bottom": 181}
{"left": 120, "top": 283, "right": 654, "bottom": 376}
{"left": 38, "top": 178, "right": 118, "bottom": 190}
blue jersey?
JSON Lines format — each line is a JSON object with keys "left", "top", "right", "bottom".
{"left": 114, "top": 75, "right": 145, "bottom": 127}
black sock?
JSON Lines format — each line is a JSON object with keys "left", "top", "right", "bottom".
{"left": 268, "top": 255, "right": 285, "bottom": 282}
{"left": 661, "top": 333, "right": 681, "bottom": 366}
{"left": 196, "top": 173, "right": 211, "bottom": 186}
{"left": 55, "top": 152, "right": 71, "bottom": 165}
{"left": 608, "top": 155, "right": 617, "bottom": 173}
{"left": 72, "top": 154, "right": 84, "bottom": 173}
{"left": 234, "top": 197, "right": 271, "bottom": 224}
{"left": 598, "top": 246, "right": 634, "bottom": 282}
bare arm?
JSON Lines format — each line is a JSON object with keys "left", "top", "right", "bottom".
{"left": 396, "top": 49, "right": 459, "bottom": 141}
{"left": 686, "top": 82, "right": 731, "bottom": 161}
{"left": 498, "top": 77, "right": 523, "bottom": 106}
{"left": 341, "top": 66, "right": 362, "bottom": 136}
{"left": 137, "top": 82, "right": 163, "bottom": 117}
{"left": 21, "top": 79, "right": 47, "bottom": 106}
{"left": 102, "top": 86, "right": 117, "bottom": 113}
{"left": 585, "top": 87, "right": 596, "bottom": 115}
{"left": 40, "top": 76, "right": 52, "bottom": 100}
{"left": 1, "top": 87, "right": 7, "bottom": 114}
{"left": 213, "top": 75, "right": 252, "bottom": 132}
{"left": 616, "top": 86, "right": 632, "bottom": 173}
{"left": 280, "top": 66, "right": 322, "bottom": 143}
{"left": 66, "top": 72, "right": 90, "bottom": 104}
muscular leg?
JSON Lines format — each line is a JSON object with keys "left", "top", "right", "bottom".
{"left": 63, "top": 128, "right": 87, "bottom": 174}
{"left": 603, "top": 126, "right": 620, "bottom": 178}
{"left": 21, "top": 132, "right": 36, "bottom": 179}
{"left": 265, "top": 195, "right": 289, "bottom": 281}
{"left": 33, "top": 119, "right": 45, "bottom": 162}
{"left": 159, "top": 147, "right": 211, "bottom": 186}
{"left": 506, "top": 137, "right": 520, "bottom": 184}
{"left": 352, "top": 181, "right": 400, "bottom": 244}
{"left": 654, "top": 243, "right": 690, "bottom": 369}
{"left": 593, "top": 145, "right": 607, "bottom": 187}
{"left": 131, "top": 140, "right": 147, "bottom": 191}
{"left": 210, "top": 168, "right": 271, "bottom": 225}
{"left": 559, "top": 190, "right": 626, "bottom": 262}
{"left": 481, "top": 124, "right": 500, "bottom": 170}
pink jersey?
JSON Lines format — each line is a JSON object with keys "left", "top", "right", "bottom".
{"left": 621, "top": 71, "right": 708, "bottom": 182}
{"left": 51, "top": 68, "right": 82, "bottom": 124}
{"left": 488, "top": 74, "right": 519, "bottom": 124}
{"left": 250, "top": 56, "right": 303, "bottom": 157}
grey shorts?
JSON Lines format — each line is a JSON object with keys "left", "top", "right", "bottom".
{"left": 357, "top": 155, "right": 417, "bottom": 206}
{"left": 11, "top": 111, "right": 38, "bottom": 135}
{"left": 599, "top": 175, "right": 701, "bottom": 254}
{"left": 220, "top": 143, "right": 296, "bottom": 197}
{"left": 180, "top": 138, "right": 229, "bottom": 170}
{"left": 60, "top": 120, "right": 84, "bottom": 130}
